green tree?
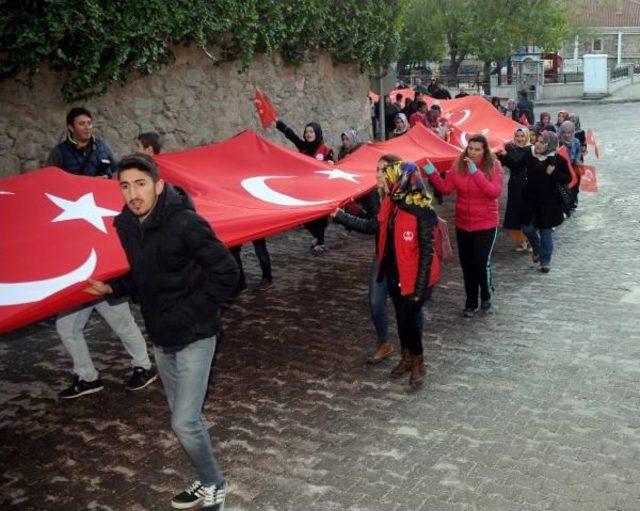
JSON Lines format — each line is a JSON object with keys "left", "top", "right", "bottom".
{"left": 399, "top": 0, "right": 572, "bottom": 84}
{"left": 398, "top": 0, "right": 446, "bottom": 72}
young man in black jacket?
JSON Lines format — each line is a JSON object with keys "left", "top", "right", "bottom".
{"left": 86, "top": 154, "right": 239, "bottom": 511}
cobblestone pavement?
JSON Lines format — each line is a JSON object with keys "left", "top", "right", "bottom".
{"left": 1, "top": 102, "right": 639, "bottom": 511}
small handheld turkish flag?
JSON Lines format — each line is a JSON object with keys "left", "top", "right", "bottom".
{"left": 580, "top": 164, "right": 598, "bottom": 192}
{"left": 254, "top": 87, "right": 278, "bottom": 129}
{"left": 586, "top": 129, "right": 600, "bottom": 159}
{"left": 519, "top": 113, "right": 529, "bottom": 125}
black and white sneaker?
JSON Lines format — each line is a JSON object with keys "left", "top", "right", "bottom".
{"left": 202, "top": 480, "right": 227, "bottom": 511}
{"left": 125, "top": 367, "right": 158, "bottom": 391}
{"left": 171, "top": 480, "right": 204, "bottom": 509}
{"left": 59, "top": 376, "right": 104, "bottom": 399}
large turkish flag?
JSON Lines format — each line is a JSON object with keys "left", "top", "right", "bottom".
{"left": 426, "top": 96, "right": 520, "bottom": 151}
{"left": 0, "top": 131, "right": 378, "bottom": 332}
{"left": 339, "top": 123, "right": 459, "bottom": 174}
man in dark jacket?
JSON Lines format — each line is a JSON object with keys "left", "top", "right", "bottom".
{"left": 47, "top": 107, "right": 117, "bottom": 176}
{"left": 431, "top": 80, "right": 452, "bottom": 100}
{"left": 50, "top": 107, "right": 156, "bottom": 401}
{"left": 517, "top": 90, "right": 535, "bottom": 125}
{"left": 86, "top": 154, "right": 239, "bottom": 511}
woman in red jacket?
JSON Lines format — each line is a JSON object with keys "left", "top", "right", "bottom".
{"left": 333, "top": 160, "right": 440, "bottom": 388}
{"left": 424, "top": 134, "right": 503, "bottom": 317}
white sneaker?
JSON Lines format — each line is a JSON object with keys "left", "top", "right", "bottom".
{"left": 311, "top": 244, "right": 327, "bottom": 255}
{"left": 202, "top": 481, "right": 227, "bottom": 510}
{"left": 171, "top": 480, "right": 204, "bottom": 509}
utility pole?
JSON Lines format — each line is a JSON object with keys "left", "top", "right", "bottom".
{"left": 378, "top": 66, "right": 386, "bottom": 141}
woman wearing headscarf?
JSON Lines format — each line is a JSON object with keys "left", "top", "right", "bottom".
{"left": 275, "top": 119, "right": 334, "bottom": 254}
{"left": 569, "top": 114, "right": 586, "bottom": 155}
{"left": 520, "top": 131, "right": 571, "bottom": 273}
{"left": 424, "top": 109, "right": 440, "bottom": 134}
{"left": 497, "top": 127, "right": 531, "bottom": 251}
{"left": 333, "top": 159, "right": 441, "bottom": 388}
{"left": 558, "top": 120, "right": 582, "bottom": 209}
{"left": 533, "top": 112, "right": 554, "bottom": 134}
{"left": 334, "top": 154, "right": 404, "bottom": 365}
{"left": 337, "top": 129, "right": 362, "bottom": 161}
{"left": 390, "top": 113, "right": 409, "bottom": 138}
{"left": 423, "top": 134, "right": 503, "bottom": 317}
{"left": 555, "top": 110, "right": 570, "bottom": 130}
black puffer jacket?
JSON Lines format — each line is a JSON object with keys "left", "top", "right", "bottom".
{"left": 109, "top": 184, "right": 239, "bottom": 347}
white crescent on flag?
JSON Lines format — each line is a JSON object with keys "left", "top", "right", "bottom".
{"left": 0, "top": 249, "right": 97, "bottom": 306}
{"left": 241, "top": 176, "right": 332, "bottom": 206}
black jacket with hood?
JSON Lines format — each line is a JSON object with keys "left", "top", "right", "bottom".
{"left": 109, "top": 184, "right": 239, "bottom": 347}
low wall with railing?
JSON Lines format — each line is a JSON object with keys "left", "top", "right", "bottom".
{"left": 609, "top": 65, "right": 636, "bottom": 93}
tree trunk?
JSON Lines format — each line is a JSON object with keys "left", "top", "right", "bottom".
{"left": 449, "top": 53, "right": 460, "bottom": 87}
{"left": 483, "top": 60, "right": 492, "bottom": 94}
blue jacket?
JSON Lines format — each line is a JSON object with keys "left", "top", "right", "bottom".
{"left": 47, "top": 136, "right": 117, "bottom": 176}
{"left": 561, "top": 138, "right": 582, "bottom": 167}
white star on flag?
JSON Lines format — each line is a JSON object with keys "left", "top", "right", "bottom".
{"left": 46, "top": 192, "right": 119, "bottom": 233}
{"left": 315, "top": 169, "right": 361, "bottom": 183}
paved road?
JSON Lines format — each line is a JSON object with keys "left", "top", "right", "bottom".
{"left": 1, "top": 102, "right": 639, "bottom": 511}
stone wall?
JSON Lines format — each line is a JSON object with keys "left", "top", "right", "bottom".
{"left": 0, "top": 47, "right": 372, "bottom": 177}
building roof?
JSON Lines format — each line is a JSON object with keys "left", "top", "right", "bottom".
{"left": 580, "top": 0, "right": 640, "bottom": 27}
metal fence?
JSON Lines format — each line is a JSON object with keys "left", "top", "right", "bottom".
{"left": 544, "top": 73, "right": 584, "bottom": 84}
{"left": 611, "top": 66, "right": 631, "bottom": 80}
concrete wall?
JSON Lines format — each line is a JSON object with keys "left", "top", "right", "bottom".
{"left": 609, "top": 73, "right": 635, "bottom": 92}
{"left": 540, "top": 83, "right": 584, "bottom": 99}
{"left": 489, "top": 80, "right": 585, "bottom": 101}
{"left": 0, "top": 47, "right": 372, "bottom": 177}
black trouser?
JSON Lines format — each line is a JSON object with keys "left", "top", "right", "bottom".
{"left": 570, "top": 176, "right": 581, "bottom": 207}
{"left": 389, "top": 286, "right": 424, "bottom": 356}
{"left": 230, "top": 238, "right": 272, "bottom": 286}
{"left": 456, "top": 227, "right": 497, "bottom": 310}
{"left": 304, "top": 217, "right": 328, "bottom": 245}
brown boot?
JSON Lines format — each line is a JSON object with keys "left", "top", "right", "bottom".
{"left": 409, "top": 354, "right": 425, "bottom": 388}
{"left": 366, "top": 342, "right": 395, "bottom": 365}
{"left": 389, "top": 349, "right": 411, "bottom": 378}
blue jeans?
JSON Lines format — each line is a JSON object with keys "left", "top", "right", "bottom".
{"left": 522, "top": 224, "right": 554, "bottom": 265}
{"left": 369, "top": 256, "right": 423, "bottom": 344}
{"left": 154, "top": 336, "right": 223, "bottom": 486}
{"left": 369, "top": 257, "right": 389, "bottom": 343}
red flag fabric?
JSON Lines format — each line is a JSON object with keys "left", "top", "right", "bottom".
{"left": 369, "top": 88, "right": 415, "bottom": 105}
{"left": 519, "top": 113, "right": 529, "bottom": 125}
{"left": 425, "top": 96, "right": 520, "bottom": 151}
{"left": 254, "top": 87, "right": 278, "bottom": 129}
{"left": 585, "top": 129, "right": 600, "bottom": 159}
{"left": 580, "top": 164, "right": 598, "bottom": 192}
{"left": 557, "top": 145, "right": 579, "bottom": 189}
{"left": 0, "top": 168, "right": 128, "bottom": 333}
{"left": 339, "top": 123, "right": 460, "bottom": 174}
